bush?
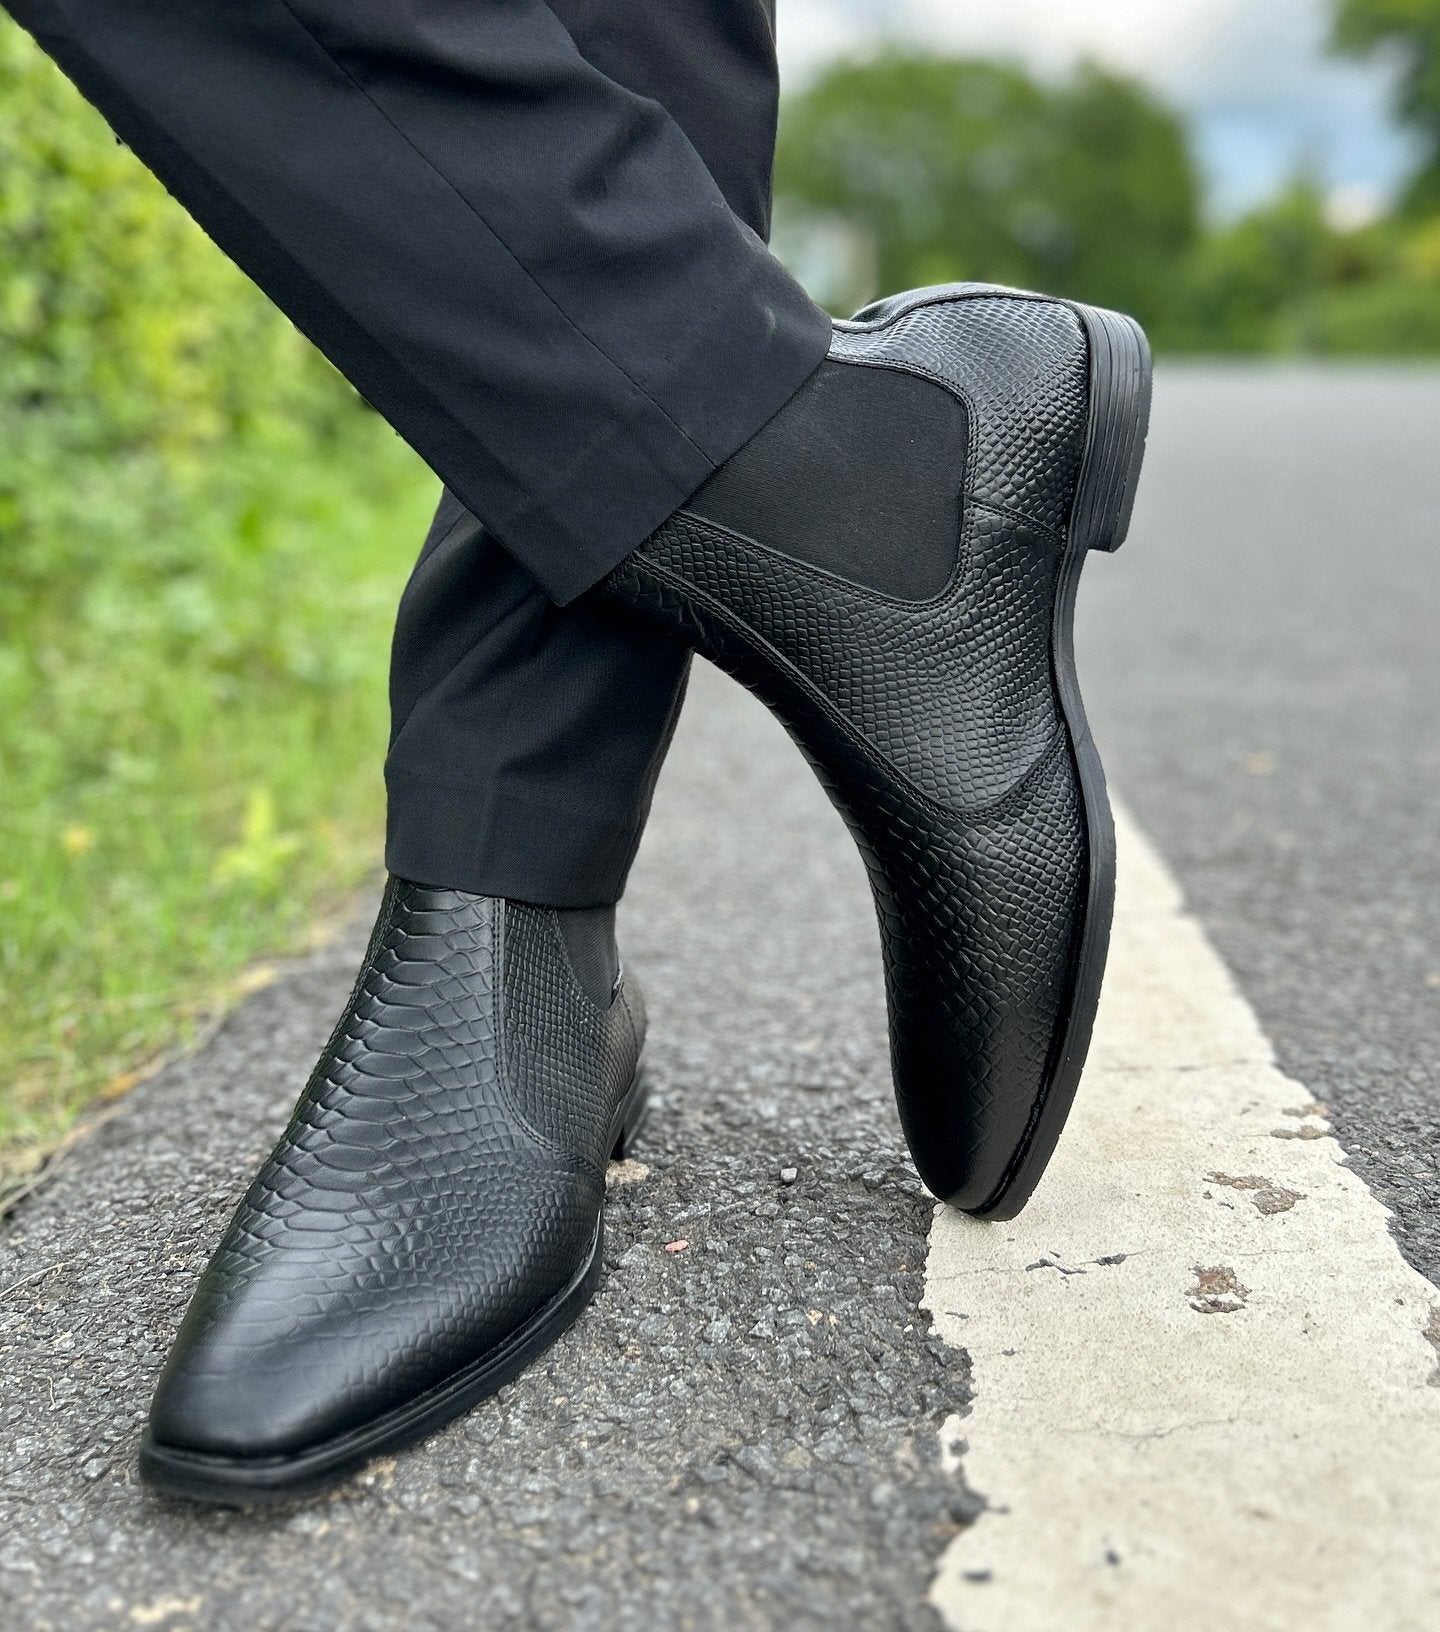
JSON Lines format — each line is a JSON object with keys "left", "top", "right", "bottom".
{"left": 0, "top": 28, "right": 435, "bottom": 1181}
{"left": 0, "top": 27, "right": 352, "bottom": 601}
{"left": 1162, "top": 182, "right": 1440, "bottom": 354}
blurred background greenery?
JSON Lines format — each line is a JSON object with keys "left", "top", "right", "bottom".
{"left": 2, "top": 0, "right": 1439, "bottom": 1189}
{"left": 774, "top": 0, "right": 1440, "bottom": 349}
{"left": 0, "top": 27, "right": 434, "bottom": 1190}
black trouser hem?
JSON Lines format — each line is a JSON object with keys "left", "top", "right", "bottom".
{"left": 384, "top": 774, "right": 648, "bottom": 907}
{"left": 508, "top": 275, "right": 833, "bottom": 605}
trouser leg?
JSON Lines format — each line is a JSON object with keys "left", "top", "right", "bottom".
{"left": 385, "top": 0, "right": 784, "bottom": 906}
{"left": 4, "top": 0, "right": 829, "bottom": 603}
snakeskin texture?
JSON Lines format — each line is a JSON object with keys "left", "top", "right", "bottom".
{"left": 603, "top": 290, "right": 1095, "bottom": 1212}
{"left": 146, "top": 881, "right": 645, "bottom": 1464}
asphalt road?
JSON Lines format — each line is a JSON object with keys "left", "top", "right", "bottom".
{"left": 1080, "top": 364, "right": 1440, "bottom": 1285}
{"left": 1, "top": 365, "right": 1436, "bottom": 1629}
{"left": 0, "top": 660, "right": 965, "bottom": 1631}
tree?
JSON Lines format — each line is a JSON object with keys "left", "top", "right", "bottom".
{"left": 1333, "top": 0, "right": 1440, "bottom": 210}
{"left": 773, "top": 53, "right": 1201, "bottom": 341}
{"left": 1167, "top": 181, "right": 1339, "bottom": 352}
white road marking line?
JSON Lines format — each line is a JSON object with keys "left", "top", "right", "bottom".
{"left": 924, "top": 804, "right": 1440, "bottom": 1632}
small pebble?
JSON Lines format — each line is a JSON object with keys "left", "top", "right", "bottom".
{"left": 663, "top": 1240, "right": 688, "bottom": 1254}
{"left": 780, "top": 1168, "right": 799, "bottom": 1185}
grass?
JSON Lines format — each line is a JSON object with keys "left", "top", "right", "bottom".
{"left": 0, "top": 411, "right": 438, "bottom": 1196}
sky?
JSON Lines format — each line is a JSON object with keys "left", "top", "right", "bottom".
{"left": 777, "top": 0, "right": 1421, "bottom": 221}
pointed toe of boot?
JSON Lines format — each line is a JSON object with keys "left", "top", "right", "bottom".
{"left": 139, "top": 884, "right": 649, "bottom": 1504}
{"left": 144, "top": 1318, "right": 330, "bottom": 1469}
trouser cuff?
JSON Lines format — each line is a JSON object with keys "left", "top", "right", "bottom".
{"left": 494, "top": 265, "right": 834, "bottom": 606}
{"left": 384, "top": 775, "right": 647, "bottom": 907}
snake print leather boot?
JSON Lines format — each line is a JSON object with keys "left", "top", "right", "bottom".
{"left": 602, "top": 283, "right": 1152, "bottom": 1219}
{"left": 141, "top": 879, "right": 647, "bottom": 1502}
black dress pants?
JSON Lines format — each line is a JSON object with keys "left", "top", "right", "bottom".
{"left": 385, "top": 0, "right": 788, "bottom": 906}
{"left": 6, "top": 0, "right": 829, "bottom": 903}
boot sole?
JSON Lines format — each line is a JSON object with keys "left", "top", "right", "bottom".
{"left": 973, "top": 300, "right": 1152, "bottom": 1219}
{"left": 137, "top": 1064, "right": 652, "bottom": 1505}
{"left": 844, "top": 287, "right": 1151, "bottom": 1217}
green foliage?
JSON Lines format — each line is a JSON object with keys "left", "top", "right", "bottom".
{"left": 0, "top": 29, "right": 355, "bottom": 601}
{"left": 1169, "top": 182, "right": 1340, "bottom": 352}
{"left": 0, "top": 31, "right": 342, "bottom": 512}
{"left": 0, "top": 27, "right": 437, "bottom": 1178}
{"left": 1311, "top": 266, "right": 1440, "bottom": 349}
{"left": 774, "top": 54, "right": 1201, "bottom": 338}
{"left": 774, "top": 51, "right": 1440, "bottom": 355}
{"left": 1165, "top": 181, "right": 1440, "bottom": 353}
{"left": 1333, "top": 0, "right": 1440, "bottom": 210}
{"left": 0, "top": 419, "right": 433, "bottom": 1174}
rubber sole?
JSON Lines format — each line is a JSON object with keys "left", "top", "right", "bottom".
{"left": 970, "top": 298, "right": 1152, "bottom": 1219}
{"left": 137, "top": 1065, "right": 651, "bottom": 1506}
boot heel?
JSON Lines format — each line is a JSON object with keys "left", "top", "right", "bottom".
{"left": 610, "top": 1067, "right": 651, "bottom": 1160}
{"left": 1070, "top": 303, "right": 1153, "bottom": 554}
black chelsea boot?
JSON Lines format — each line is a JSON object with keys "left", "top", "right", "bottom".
{"left": 140, "top": 878, "right": 647, "bottom": 1503}
{"left": 602, "top": 282, "right": 1152, "bottom": 1219}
